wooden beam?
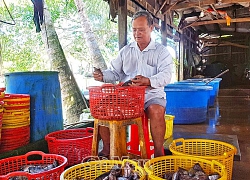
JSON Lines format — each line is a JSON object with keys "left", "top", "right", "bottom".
{"left": 170, "top": 0, "right": 250, "bottom": 10}
{"left": 202, "top": 51, "right": 246, "bottom": 57}
{"left": 206, "top": 31, "right": 250, "bottom": 36}
{"left": 201, "top": 38, "right": 249, "bottom": 48}
{"left": 204, "top": 43, "right": 249, "bottom": 48}
{"left": 161, "top": 1, "right": 179, "bottom": 15}
{"left": 131, "top": 0, "right": 164, "bottom": 20}
{"left": 189, "top": 17, "right": 250, "bottom": 26}
{"left": 155, "top": 0, "right": 168, "bottom": 16}
{"left": 204, "top": 43, "right": 235, "bottom": 47}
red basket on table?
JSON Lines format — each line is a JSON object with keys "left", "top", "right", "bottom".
{"left": 45, "top": 128, "right": 93, "bottom": 166}
{"left": 0, "top": 151, "right": 67, "bottom": 180}
{"left": 88, "top": 84, "right": 146, "bottom": 120}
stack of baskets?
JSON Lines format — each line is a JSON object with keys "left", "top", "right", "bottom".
{"left": 0, "top": 94, "right": 30, "bottom": 153}
{"left": 0, "top": 151, "right": 67, "bottom": 180}
{"left": 45, "top": 127, "right": 93, "bottom": 166}
{"left": 0, "top": 88, "right": 5, "bottom": 145}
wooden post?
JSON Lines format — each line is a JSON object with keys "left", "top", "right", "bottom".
{"left": 161, "top": 16, "right": 167, "bottom": 46}
{"left": 118, "top": 0, "right": 127, "bottom": 50}
{"left": 179, "top": 34, "right": 184, "bottom": 80}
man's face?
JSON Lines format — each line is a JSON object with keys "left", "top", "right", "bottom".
{"left": 132, "top": 16, "right": 153, "bottom": 45}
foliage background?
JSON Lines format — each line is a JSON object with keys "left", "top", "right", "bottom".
{"left": 0, "top": 0, "right": 119, "bottom": 76}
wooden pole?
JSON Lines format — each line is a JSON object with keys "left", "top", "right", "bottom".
{"left": 118, "top": 0, "right": 127, "bottom": 50}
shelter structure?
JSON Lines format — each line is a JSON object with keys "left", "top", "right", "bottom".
{"left": 103, "top": 0, "right": 250, "bottom": 88}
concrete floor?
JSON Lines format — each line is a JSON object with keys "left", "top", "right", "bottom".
{"left": 170, "top": 87, "right": 250, "bottom": 180}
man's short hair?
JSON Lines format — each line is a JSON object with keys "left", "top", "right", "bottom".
{"left": 132, "top": 10, "right": 154, "bottom": 26}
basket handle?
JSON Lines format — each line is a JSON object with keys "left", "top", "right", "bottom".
{"left": 45, "top": 135, "right": 56, "bottom": 142}
{"left": 172, "top": 138, "right": 185, "bottom": 147}
{"left": 211, "top": 160, "right": 226, "bottom": 177}
{"left": 24, "top": 151, "right": 46, "bottom": 161}
{"left": 222, "top": 145, "right": 237, "bottom": 158}
{"left": 87, "top": 83, "right": 115, "bottom": 90}
{"left": 122, "top": 159, "right": 138, "bottom": 167}
{"left": 4, "top": 171, "right": 31, "bottom": 179}
{"left": 86, "top": 127, "right": 94, "bottom": 133}
{"left": 101, "top": 83, "right": 116, "bottom": 88}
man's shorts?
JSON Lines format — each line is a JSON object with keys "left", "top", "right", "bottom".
{"left": 144, "top": 98, "right": 166, "bottom": 109}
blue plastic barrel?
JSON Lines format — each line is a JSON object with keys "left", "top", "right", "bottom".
{"left": 165, "top": 84, "right": 212, "bottom": 124}
{"left": 5, "top": 71, "right": 63, "bottom": 142}
{"left": 186, "top": 78, "right": 222, "bottom": 99}
{"left": 175, "top": 81, "right": 215, "bottom": 107}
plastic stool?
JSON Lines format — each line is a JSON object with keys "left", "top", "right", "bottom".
{"left": 127, "top": 113, "right": 165, "bottom": 159}
{"left": 91, "top": 117, "right": 148, "bottom": 159}
{"left": 127, "top": 113, "right": 154, "bottom": 159}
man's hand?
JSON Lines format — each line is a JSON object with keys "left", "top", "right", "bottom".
{"left": 130, "top": 75, "right": 150, "bottom": 86}
{"left": 93, "top": 67, "right": 104, "bottom": 82}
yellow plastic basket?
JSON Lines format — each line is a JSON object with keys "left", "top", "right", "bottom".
{"left": 60, "top": 159, "right": 146, "bottom": 180}
{"left": 169, "top": 138, "right": 237, "bottom": 180}
{"left": 164, "top": 114, "right": 174, "bottom": 139}
{"left": 149, "top": 114, "right": 174, "bottom": 140}
{"left": 144, "top": 155, "right": 227, "bottom": 180}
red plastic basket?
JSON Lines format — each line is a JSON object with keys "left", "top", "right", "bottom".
{"left": 0, "top": 151, "right": 67, "bottom": 180}
{"left": 88, "top": 84, "right": 146, "bottom": 120}
{"left": 45, "top": 128, "right": 93, "bottom": 166}
{"left": 0, "top": 125, "right": 30, "bottom": 153}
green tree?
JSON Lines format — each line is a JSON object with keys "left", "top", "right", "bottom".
{"left": 0, "top": 0, "right": 120, "bottom": 124}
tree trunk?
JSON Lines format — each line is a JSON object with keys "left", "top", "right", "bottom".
{"left": 41, "top": 2, "right": 88, "bottom": 125}
{"left": 74, "top": 0, "right": 107, "bottom": 70}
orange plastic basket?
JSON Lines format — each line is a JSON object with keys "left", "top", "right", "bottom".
{"left": 88, "top": 84, "right": 146, "bottom": 120}
{"left": 144, "top": 155, "right": 227, "bottom": 180}
{"left": 45, "top": 128, "right": 93, "bottom": 166}
{"left": 169, "top": 138, "right": 237, "bottom": 180}
{"left": 3, "top": 94, "right": 30, "bottom": 108}
{"left": 0, "top": 151, "right": 67, "bottom": 180}
{"left": 60, "top": 159, "right": 146, "bottom": 180}
{"left": 0, "top": 88, "right": 5, "bottom": 101}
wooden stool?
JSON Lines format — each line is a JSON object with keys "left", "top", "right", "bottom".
{"left": 91, "top": 117, "right": 148, "bottom": 159}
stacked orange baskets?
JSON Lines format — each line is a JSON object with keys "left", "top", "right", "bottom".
{"left": 0, "top": 88, "right": 5, "bottom": 145}
{"left": 0, "top": 93, "right": 30, "bottom": 153}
